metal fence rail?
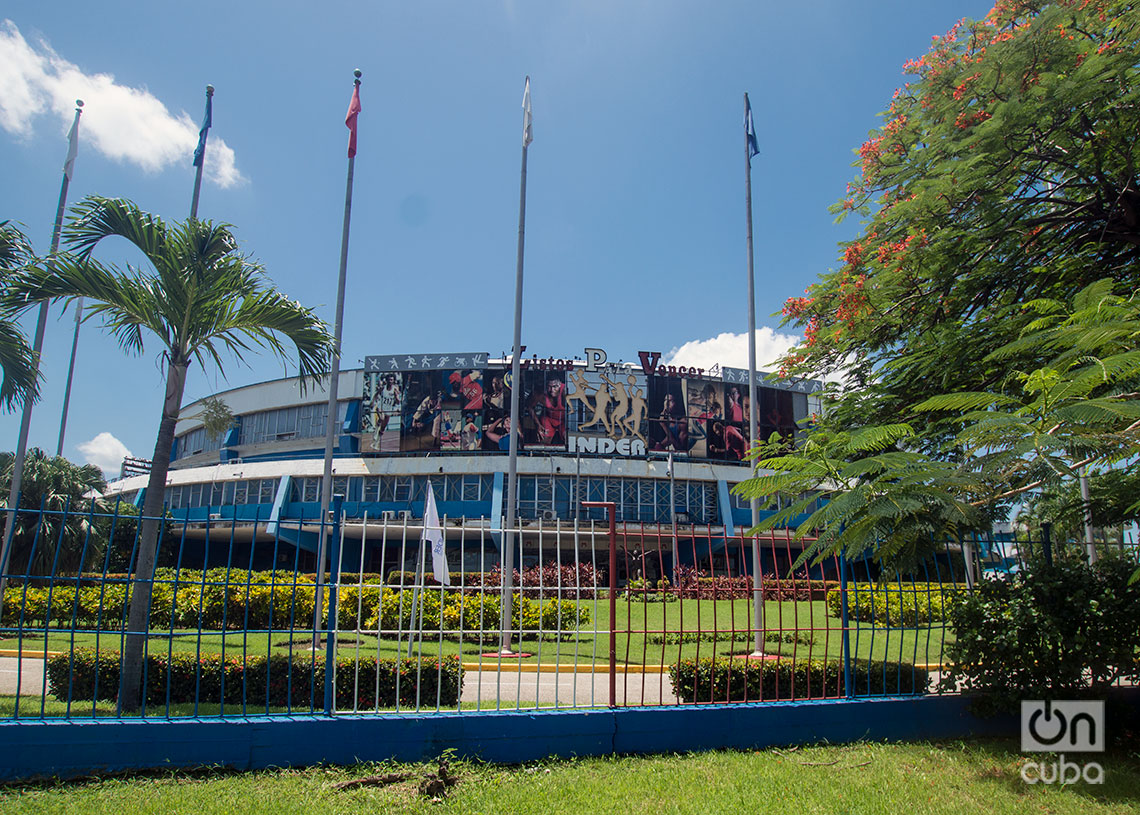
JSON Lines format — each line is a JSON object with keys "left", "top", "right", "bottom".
{"left": 1, "top": 498, "right": 1134, "bottom": 719}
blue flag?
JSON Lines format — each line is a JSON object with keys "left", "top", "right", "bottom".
{"left": 744, "top": 93, "right": 759, "bottom": 162}
{"left": 192, "top": 92, "right": 212, "bottom": 167}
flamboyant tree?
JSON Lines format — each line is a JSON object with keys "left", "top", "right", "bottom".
{"left": 781, "top": 0, "right": 1139, "bottom": 414}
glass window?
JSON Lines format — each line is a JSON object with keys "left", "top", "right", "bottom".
{"left": 461, "top": 475, "right": 481, "bottom": 502}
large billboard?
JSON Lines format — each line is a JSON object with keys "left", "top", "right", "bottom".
{"left": 361, "top": 350, "right": 821, "bottom": 461}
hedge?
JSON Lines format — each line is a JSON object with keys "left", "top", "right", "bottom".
{"left": 5, "top": 568, "right": 590, "bottom": 637}
{"left": 387, "top": 562, "right": 603, "bottom": 600}
{"left": 825, "top": 584, "right": 963, "bottom": 627}
{"left": 668, "top": 657, "right": 929, "bottom": 702}
{"left": 368, "top": 589, "right": 590, "bottom": 639}
{"left": 45, "top": 647, "right": 463, "bottom": 709}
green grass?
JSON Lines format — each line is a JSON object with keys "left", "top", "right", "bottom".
{"left": 1, "top": 597, "right": 954, "bottom": 668}
{"left": 2, "top": 741, "right": 1138, "bottom": 814}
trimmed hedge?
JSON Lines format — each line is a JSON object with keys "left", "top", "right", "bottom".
{"left": 45, "top": 647, "right": 462, "bottom": 708}
{"left": 825, "top": 584, "right": 963, "bottom": 627}
{"left": 668, "top": 657, "right": 929, "bottom": 702}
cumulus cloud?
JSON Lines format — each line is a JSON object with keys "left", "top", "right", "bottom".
{"left": 77, "top": 432, "right": 132, "bottom": 476}
{"left": 664, "top": 327, "right": 801, "bottom": 373}
{"left": 0, "top": 20, "right": 243, "bottom": 187}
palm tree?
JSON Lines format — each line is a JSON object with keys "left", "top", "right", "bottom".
{"left": 0, "top": 448, "right": 105, "bottom": 575}
{"left": 0, "top": 221, "right": 40, "bottom": 410}
{"left": 3, "top": 196, "right": 333, "bottom": 711}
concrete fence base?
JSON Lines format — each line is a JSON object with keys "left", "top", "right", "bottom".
{"left": 0, "top": 693, "right": 1042, "bottom": 782}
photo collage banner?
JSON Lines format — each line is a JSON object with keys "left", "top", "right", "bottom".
{"left": 362, "top": 362, "right": 808, "bottom": 462}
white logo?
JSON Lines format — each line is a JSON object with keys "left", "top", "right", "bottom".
{"left": 1020, "top": 700, "right": 1105, "bottom": 785}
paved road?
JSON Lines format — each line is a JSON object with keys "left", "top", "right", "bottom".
{"left": 0, "top": 657, "right": 45, "bottom": 697}
{"left": 461, "top": 668, "right": 679, "bottom": 707}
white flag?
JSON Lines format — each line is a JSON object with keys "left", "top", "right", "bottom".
{"left": 63, "top": 106, "right": 81, "bottom": 180}
{"left": 522, "top": 76, "right": 533, "bottom": 147}
{"left": 423, "top": 482, "right": 449, "bottom": 585}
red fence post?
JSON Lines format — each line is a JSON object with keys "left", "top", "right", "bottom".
{"left": 582, "top": 501, "right": 617, "bottom": 707}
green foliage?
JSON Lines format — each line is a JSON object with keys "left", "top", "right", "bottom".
{"left": 668, "top": 657, "right": 928, "bottom": 702}
{"left": 736, "top": 427, "right": 985, "bottom": 567}
{"left": 739, "top": 280, "right": 1140, "bottom": 567}
{"left": 0, "top": 220, "right": 38, "bottom": 410}
{"left": 940, "top": 556, "right": 1140, "bottom": 713}
{"left": 824, "top": 584, "right": 962, "bottom": 627}
{"left": 0, "top": 448, "right": 107, "bottom": 574}
{"left": 45, "top": 647, "right": 463, "bottom": 708}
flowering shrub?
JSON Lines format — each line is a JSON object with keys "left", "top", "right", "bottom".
{"left": 825, "top": 584, "right": 963, "bottom": 627}
{"left": 670, "top": 567, "right": 839, "bottom": 601}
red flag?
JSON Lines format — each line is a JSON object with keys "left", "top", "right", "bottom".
{"left": 345, "top": 83, "right": 362, "bottom": 158}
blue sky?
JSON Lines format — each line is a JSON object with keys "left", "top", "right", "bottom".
{"left": 0, "top": 1, "right": 993, "bottom": 474}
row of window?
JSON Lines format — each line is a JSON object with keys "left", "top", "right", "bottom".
{"left": 159, "top": 474, "right": 720, "bottom": 525}
{"left": 164, "top": 479, "right": 281, "bottom": 509}
{"left": 175, "top": 402, "right": 351, "bottom": 460}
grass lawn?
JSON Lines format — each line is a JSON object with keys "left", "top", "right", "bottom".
{"left": 0, "top": 597, "right": 954, "bottom": 669}
{"left": 1, "top": 740, "right": 1137, "bottom": 814}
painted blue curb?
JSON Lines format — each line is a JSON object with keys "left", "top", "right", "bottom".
{"left": 4, "top": 691, "right": 1134, "bottom": 782}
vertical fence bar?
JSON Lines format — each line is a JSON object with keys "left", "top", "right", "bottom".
{"left": 323, "top": 494, "right": 344, "bottom": 716}
{"left": 838, "top": 551, "right": 853, "bottom": 699}
{"left": 581, "top": 501, "right": 616, "bottom": 707}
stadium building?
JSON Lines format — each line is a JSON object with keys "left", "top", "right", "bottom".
{"left": 104, "top": 347, "right": 824, "bottom": 581}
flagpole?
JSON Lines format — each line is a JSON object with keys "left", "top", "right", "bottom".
{"left": 2, "top": 100, "right": 84, "bottom": 581}
{"left": 500, "top": 76, "right": 532, "bottom": 656}
{"left": 317, "top": 70, "right": 362, "bottom": 631}
{"left": 51, "top": 98, "right": 91, "bottom": 457}
{"left": 744, "top": 93, "right": 766, "bottom": 659}
{"left": 190, "top": 85, "right": 214, "bottom": 221}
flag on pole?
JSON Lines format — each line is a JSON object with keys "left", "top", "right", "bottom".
{"left": 63, "top": 106, "right": 81, "bottom": 180}
{"left": 522, "top": 76, "right": 533, "bottom": 147}
{"left": 192, "top": 92, "right": 212, "bottom": 167}
{"left": 423, "top": 482, "right": 449, "bottom": 585}
{"left": 345, "top": 82, "right": 362, "bottom": 158}
{"left": 744, "top": 93, "right": 759, "bottom": 162}
{"left": 666, "top": 451, "right": 673, "bottom": 477}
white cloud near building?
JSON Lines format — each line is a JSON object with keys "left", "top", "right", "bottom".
{"left": 664, "top": 327, "right": 801, "bottom": 372}
{"left": 0, "top": 20, "right": 243, "bottom": 187}
{"left": 77, "top": 432, "right": 131, "bottom": 476}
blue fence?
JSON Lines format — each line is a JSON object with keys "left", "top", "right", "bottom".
{"left": 0, "top": 498, "right": 1136, "bottom": 777}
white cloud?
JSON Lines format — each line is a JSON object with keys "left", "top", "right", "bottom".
{"left": 77, "top": 432, "right": 132, "bottom": 475}
{"left": 0, "top": 20, "right": 243, "bottom": 187}
{"left": 664, "top": 327, "right": 801, "bottom": 373}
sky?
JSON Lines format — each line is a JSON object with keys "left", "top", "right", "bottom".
{"left": 0, "top": 1, "right": 994, "bottom": 475}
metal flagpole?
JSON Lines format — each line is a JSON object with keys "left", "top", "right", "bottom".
{"left": 190, "top": 85, "right": 214, "bottom": 221}
{"left": 1, "top": 100, "right": 84, "bottom": 580}
{"left": 500, "top": 76, "right": 532, "bottom": 656}
{"left": 317, "top": 70, "right": 362, "bottom": 631}
{"left": 744, "top": 93, "right": 766, "bottom": 659}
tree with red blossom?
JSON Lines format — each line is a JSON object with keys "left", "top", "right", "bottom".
{"left": 740, "top": 2, "right": 1140, "bottom": 567}
{"left": 781, "top": 0, "right": 1139, "bottom": 413}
